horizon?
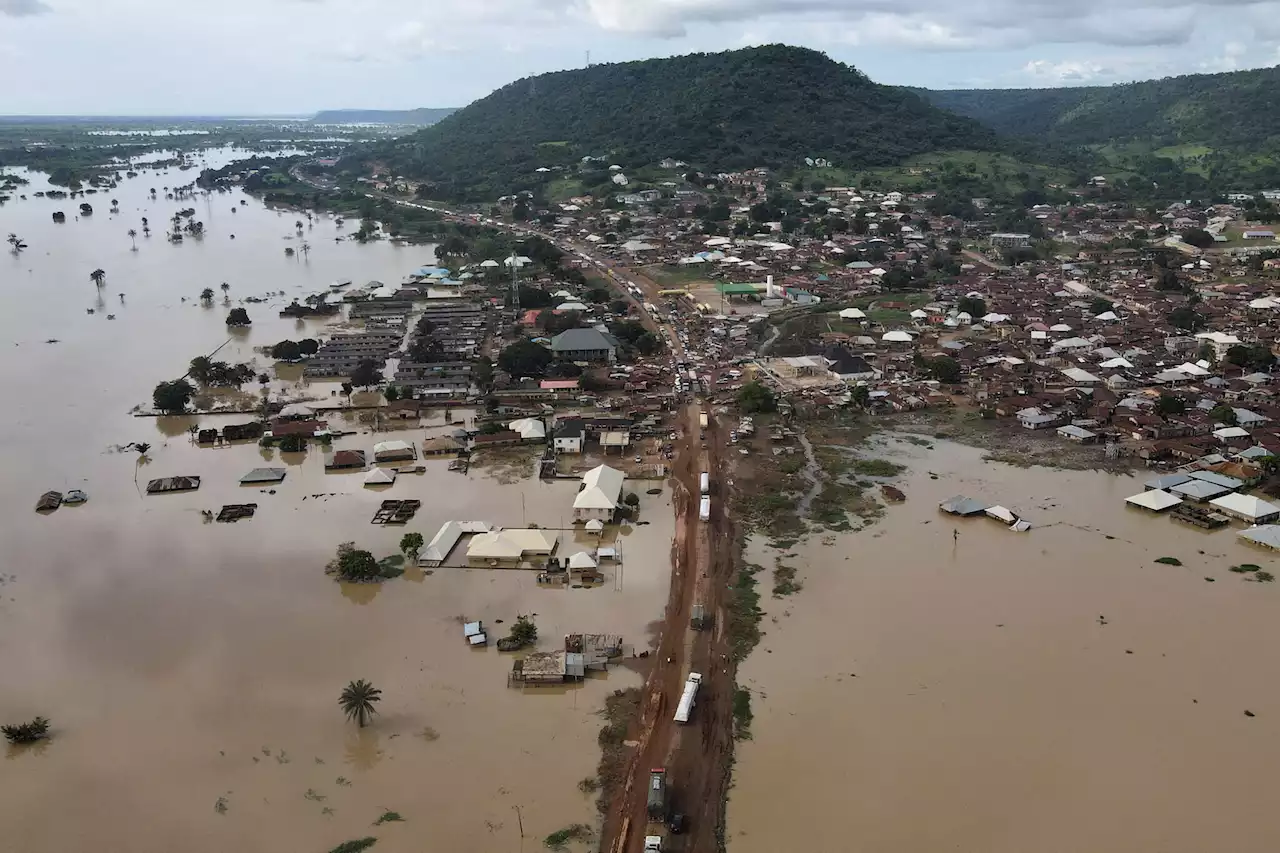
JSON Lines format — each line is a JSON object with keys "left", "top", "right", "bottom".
{"left": 1, "top": 1, "right": 1276, "bottom": 114}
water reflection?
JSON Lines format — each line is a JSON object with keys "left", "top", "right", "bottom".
{"left": 343, "top": 728, "right": 385, "bottom": 771}
{"left": 339, "top": 582, "right": 381, "bottom": 606}
{"left": 155, "top": 416, "right": 198, "bottom": 438}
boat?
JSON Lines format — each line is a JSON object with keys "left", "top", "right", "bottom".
{"left": 35, "top": 491, "right": 62, "bottom": 512}
{"left": 62, "top": 489, "right": 88, "bottom": 505}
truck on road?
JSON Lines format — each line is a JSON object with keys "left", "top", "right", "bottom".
{"left": 698, "top": 411, "right": 709, "bottom": 429}
{"left": 644, "top": 836, "right": 662, "bottom": 852}
{"left": 699, "top": 471, "right": 709, "bottom": 495}
{"left": 647, "top": 768, "right": 667, "bottom": 820}
{"left": 674, "top": 673, "right": 703, "bottom": 724}
{"left": 699, "top": 496, "right": 710, "bottom": 522}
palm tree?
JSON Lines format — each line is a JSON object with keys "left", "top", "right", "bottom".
{"left": 299, "top": 241, "right": 311, "bottom": 259}
{"left": 295, "top": 219, "right": 304, "bottom": 231}
{"left": 338, "top": 680, "right": 381, "bottom": 728}
{"left": 127, "top": 229, "right": 138, "bottom": 250}
{"left": 220, "top": 282, "right": 230, "bottom": 300}
{"left": 132, "top": 442, "right": 151, "bottom": 488}
{"left": 7, "top": 233, "right": 26, "bottom": 252}
{"left": 90, "top": 268, "right": 106, "bottom": 287}
{"left": 200, "top": 287, "right": 215, "bottom": 304}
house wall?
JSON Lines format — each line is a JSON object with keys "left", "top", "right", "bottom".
{"left": 573, "top": 506, "right": 614, "bottom": 522}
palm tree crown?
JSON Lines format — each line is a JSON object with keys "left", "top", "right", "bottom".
{"left": 338, "top": 679, "right": 382, "bottom": 728}
{"left": 90, "top": 269, "right": 106, "bottom": 286}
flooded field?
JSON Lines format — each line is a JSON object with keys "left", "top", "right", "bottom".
{"left": 0, "top": 156, "right": 675, "bottom": 852}
{"left": 729, "top": 435, "right": 1280, "bottom": 853}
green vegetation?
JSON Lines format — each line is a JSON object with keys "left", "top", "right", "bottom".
{"left": 772, "top": 561, "right": 802, "bottom": 597}
{"left": 1154, "top": 557, "right": 1183, "bottom": 566}
{"left": 311, "top": 108, "right": 456, "bottom": 125}
{"left": 329, "top": 839, "right": 377, "bottom": 853}
{"left": 738, "top": 380, "right": 777, "bottom": 414}
{"left": 577, "top": 777, "right": 600, "bottom": 794}
{"left": 1229, "top": 564, "right": 1262, "bottom": 573}
{"left": 1256, "top": 571, "right": 1276, "bottom": 583}
{"left": 277, "top": 434, "right": 307, "bottom": 453}
{"left": 733, "top": 688, "right": 754, "bottom": 741}
{"left": 338, "top": 679, "right": 382, "bottom": 728}
{"left": 399, "top": 533, "right": 424, "bottom": 562}
{"left": 152, "top": 379, "right": 195, "bottom": 413}
{"left": 728, "top": 564, "right": 764, "bottom": 662}
{"left": 594, "top": 688, "right": 641, "bottom": 814}
{"left": 850, "top": 458, "right": 906, "bottom": 477}
{"left": 225, "top": 307, "right": 251, "bottom": 327}
{"left": 327, "top": 542, "right": 382, "bottom": 583}
{"left": 372, "top": 811, "right": 404, "bottom": 826}
{"left": 501, "top": 615, "right": 538, "bottom": 650}
{"left": 361, "top": 45, "right": 997, "bottom": 200}
{"left": 543, "top": 824, "right": 591, "bottom": 849}
{"left": 2, "top": 716, "right": 50, "bottom": 745}
{"left": 498, "top": 338, "right": 553, "bottom": 378}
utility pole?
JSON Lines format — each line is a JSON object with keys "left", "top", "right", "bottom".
{"left": 510, "top": 252, "right": 521, "bottom": 314}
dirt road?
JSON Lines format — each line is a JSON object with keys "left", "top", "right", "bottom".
{"left": 601, "top": 405, "right": 737, "bottom": 853}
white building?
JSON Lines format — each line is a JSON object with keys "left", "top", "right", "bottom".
{"left": 573, "top": 464, "right": 626, "bottom": 522}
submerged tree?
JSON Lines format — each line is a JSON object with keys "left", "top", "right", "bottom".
{"left": 7, "top": 233, "right": 27, "bottom": 252}
{"left": 152, "top": 379, "right": 195, "bottom": 414}
{"left": 338, "top": 680, "right": 382, "bottom": 728}
{"left": 2, "top": 716, "right": 50, "bottom": 745}
{"left": 326, "top": 542, "right": 381, "bottom": 583}
{"left": 89, "top": 268, "right": 106, "bottom": 288}
{"left": 399, "top": 532, "right": 424, "bottom": 562}
{"left": 200, "top": 287, "right": 215, "bottom": 304}
{"left": 127, "top": 229, "right": 138, "bottom": 250}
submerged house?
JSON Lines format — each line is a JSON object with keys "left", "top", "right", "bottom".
{"left": 573, "top": 464, "right": 626, "bottom": 522}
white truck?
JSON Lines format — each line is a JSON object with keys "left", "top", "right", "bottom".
{"left": 698, "top": 411, "right": 709, "bottom": 429}
{"left": 674, "top": 673, "right": 703, "bottom": 724}
{"left": 699, "top": 496, "right": 710, "bottom": 522}
{"left": 644, "top": 836, "right": 662, "bottom": 852}
{"left": 699, "top": 471, "right": 710, "bottom": 496}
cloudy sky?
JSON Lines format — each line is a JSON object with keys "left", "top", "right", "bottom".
{"left": 2, "top": 0, "right": 1279, "bottom": 114}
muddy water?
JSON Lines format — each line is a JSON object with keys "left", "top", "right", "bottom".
{"left": 0, "top": 156, "right": 675, "bottom": 852}
{"left": 730, "top": 435, "right": 1280, "bottom": 853}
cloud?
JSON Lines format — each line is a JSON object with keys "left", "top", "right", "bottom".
{"left": 1023, "top": 59, "right": 1116, "bottom": 84}
{"left": 0, "top": 0, "right": 51, "bottom": 16}
{"left": 547, "top": 0, "right": 1272, "bottom": 52}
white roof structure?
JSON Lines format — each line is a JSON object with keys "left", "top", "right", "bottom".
{"left": 1094, "top": 310, "right": 1120, "bottom": 321}
{"left": 422, "top": 521, "right": 463, "bottom": 565}
{"left": 1125, "top": 489, "right": 1183, "bottom": 511}
{"left": 1195, "top": 331, "right": 1241, "bottom": 346}
{"left": 574, "top": 464, "right": 625, "bottom": 512}
{"left": 1099, "top": 357, "right": 1134, "bottom": 369}
{"left": 364, "top": 467, "right": 397, "bottom": 485}
{"left": 479, "top": 259, "right": 501, "bottom": 268}
{"left": 373, "top": 439, "right": 416, "bottom": 459}
{"left": 1239, "top": 525, "right": 1280, "bottom": 550}
{"left": 567, "top": 551, "right": 598, "bottom": 570}
{"left": 278, "top": 403, "right": 316, "bottom": 418}
{"left": 982, "top": 312, "right": 1010, "bottom": 323}
{"left": 1213, "top": 426, "right": 1251, "bottom": 440}
{"left": 1174, "top": 362, "right": 1210, "bottom": 377}
{"left": 1049, "top": 323, "right": 1073, "bottom": 332}
{"left": 584, "top": 518, "right": 605, "bottom": 534}
{"left": 839, "top": 307, "right": 867, "bottom": 320}
{"left": 909, "top": 309, "right": 929, "bottom": 319}
{"left": 1062, "top": 367, "right": 1102, "bottom": 383}
{"left": 704, "top": 237, "right": 732, "bottom": 247}
{"left": 1210, "top": 493, "right": 1280, "bottom": 522}
{"left": 467, "top": 528, "right": 559, "bottom": 560}
{"left": 1249, "top": 297, "right": 1280, "bottom": 309}
{"left": 882, "top": 330, "right": 914, "bottom": 343}
{"left": 509, "top": 418, "right": 547, "bottom": 440}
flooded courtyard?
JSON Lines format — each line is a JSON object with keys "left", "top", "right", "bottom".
{"left": 729, "top": 436, "right": 1280, "bottom": 853}
{"left": 0, "top": 155, "right": 675, "bottom": 852}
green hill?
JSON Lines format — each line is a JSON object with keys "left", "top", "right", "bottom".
{"left": 366, "top": 45, "right": 1000, "bottom": 200}
{"left": 312, "top": 108, "right": 456, "bottom": 126}
{"left": 920, "top": 66, "right": 1280, "bottom": 148}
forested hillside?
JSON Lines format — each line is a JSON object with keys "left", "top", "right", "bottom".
{"left": 362, "top": 45, "right": 1000, "bottom": 200}
{"left": 921, "top": 66, "right": 1280, "bottom": 148}
{"left": 312, "top": 108, "right": 456, "bottom": 125}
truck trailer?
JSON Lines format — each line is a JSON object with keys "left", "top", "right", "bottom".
{"left": 699, "top": 496, "right": 710, "bottom": 522}
{"left": 647, "top": 768, "right": 667, "bottom": 819}
{"left": 674, "top": 673, "right": 703, "bottom": 724}
{"left": 699, "top": 472, "right": 709, "bottom": 495}
{"left": 698, "top": 411, "right": 709, "bottom": 429}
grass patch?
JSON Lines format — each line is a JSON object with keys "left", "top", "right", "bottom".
{"left": 373, "top": 811, "right": 404, "bottom": 826}
{"left": 1154, "top": 557, "right": 1183, "bottom": 566}
{"left": 772, "top": 561, "right": 802, "bottom": 597}
{"left": 728, "top": 563, "right": 764, "bottom": 662}
{"left": 1229, "top": 564, "right": 1261, "bottom": 573}
{"left": 1255, "top": 571, "right": 1276, "bottom": 583}
{"left": 577, "top": 777, "right": 599, "bottom": 794}
{"left": 543, "top": 824, "right": 592, "bottom": 849}
{"left": 733, "top": 688, "right": 754, "bottom": 741}
{"left": 594, "top": 687, "right": 642, "bottom": 814}
{"left": 850, "top": 458, "right": 905, "bottom": 477}
{"left": 329, "top": 840, "right": 377, "bottom": 853}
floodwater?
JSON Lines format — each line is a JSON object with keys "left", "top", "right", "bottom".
{"left": 0, "top": 152, "right": 675, "bottom": 852}
{"left": 729, "top": 435, "right": 1280, "bottom": 853}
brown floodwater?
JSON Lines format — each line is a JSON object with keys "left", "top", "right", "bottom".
{"left": 728, "top": 435, "right": 1280, "bottom": 853}
{"left": 0, "top": 153, "right": 674, "bottom": 852}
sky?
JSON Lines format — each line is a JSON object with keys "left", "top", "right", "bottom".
{"left": 2, "top": 0, "right": 1280, "bottom": 114}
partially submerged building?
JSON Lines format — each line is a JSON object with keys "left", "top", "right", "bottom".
{"left": 573, "top": 464, "right": 626, "bottom": 522}
{"left": 467, "top": 528, "right": 559, "bottom": 565}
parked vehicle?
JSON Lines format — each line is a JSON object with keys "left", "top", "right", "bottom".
{"left": 674, "top": 673, "right": 703, "bottom": 724}
{"left": 647, "top": 769, "right": 667, "bottom": 819}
